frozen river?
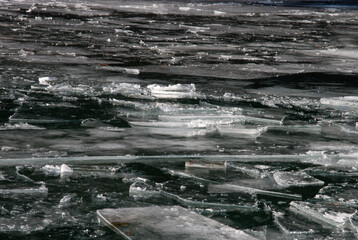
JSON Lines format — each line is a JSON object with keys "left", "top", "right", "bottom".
{"left": 1, "top": 0, "right": 358, "bottom": 239}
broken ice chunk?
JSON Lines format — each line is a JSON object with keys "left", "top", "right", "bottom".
{"left": 268, "top": 125, "right": 322, "bottom": 134}
{"left": 349, "top": 212, "right": 358, "bottom": 234}
{"left": 273, "top": 171, "right": 324, "bottom": 188}
{"left": 147, "top": 84, "right": 200, "bottom": 99}
{"left": 208, "top": 184, "right": 302, "bottom": 201}
{"left": 97, "top": 206, "right": 258, "bottom": 240}
{"left": 274, "top": 211, "right": 324, "bottom": 236}
{"left": 315, "top": 184, "right": 358, "bottom": 208}
{"left": 41, "top": 165, "right": 61, "bottom": 175}
{"left": 320, "top": 96, "right": 358, "bottom": 112}
{"left": 290, "top": 201, "right": 357, "bottom": 230}
{"left": 216, "top": 125, "right": 267, "bottom": 139}
{"left": 225, "top": 162, "right": 265, "bottom": 178}
{"left": 60, "top": 164, "right": 73, "bottom": 178}
{"left": 0, "top": 184, "right": 48, "bottom": 196}
{"left": 129, "top": 181, "right": 256, "bottom": 212}
{"left": 185, "top": 159, "right": 226, "bottom": 169}
{"left": 60, "top": 164, "right": 73, "bottom": 174}
{"left": 38, "top": 76, "right": 56, "bottom": 85}
{"left": 129, "top": 181, "right": 161, "bottom": 199}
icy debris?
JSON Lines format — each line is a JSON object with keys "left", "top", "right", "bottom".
{"left": 164, "top": 169, "right": 214, "bottom": 183}
{"left": 273, "top": 171, "right": 324, "bottom": 188}
{"left": 0, "top": 213, "right": 51, "bottom": 233}
{"left": 268, "top": 125, "right": 321, "bottom": 134}
{"left": 60, "top": 164, "right": 73, "bottom": 174}
{"left": 0, "top": 123, "right": 45, "bottom": 130}
{"left": 42, "top": 165, "right": 61, "bottom": 175}
{"left": 129, "top": 181, "right": 255, "bottom": 212}
{"left": 38, "top": 76, "right": 56, "bottom": 85}
{"left": 290, "top": 201, "right": 357, "bottom": 230}
{"left": 97, "top": 206, "right": 258, "bottom": 239}
{"left": 226, "top": 163, "right": 264, "bottom": 178}
{"left": 217, "top": 125, "right": 267, "bottom": 138}
{"left": 1, "top": 146, "right": 17, "bottom": 152}
{"left": 320, "top": 96, "right": 358, "bottom": 111}
{"left": 315, "top": 184, "right": 358, "bottom": 208}
{"left": 0, "top": 185, "right": 48, "bottom": 196}
{"left": 103, "top": 83, "right": 150, "bottom": 99}
{"left": 129, "top": 181, "right": 160, "bottom": 199}
{"left": 140, "top": 127, "right": 209, "bottom": 137}
{"left": 274, "top": 211, "right": 323, "bottom": 236}
{"left": 147, "top": 83, "right": 200, "bottom": 99}
{"left": 185, "top": 159, "right": 226, "bottom": 169}
{"left": 47, "top": 83, "right": 97, "bottom": 97}
{"left": 97, "top": 66, "right": 140, "bottom": 75}
{"left": 208, "top": 183, "right": 302, "bottom": 201}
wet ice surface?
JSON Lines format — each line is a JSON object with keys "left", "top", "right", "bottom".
{"left": 0, "top": 0, "right": 358, "bottom": 239}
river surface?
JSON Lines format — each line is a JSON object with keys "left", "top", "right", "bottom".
{"left": 0, "top": 0, "right": 358, "bottom": 239}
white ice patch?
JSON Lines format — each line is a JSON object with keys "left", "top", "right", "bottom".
{"left": 41, "top": 165, "right": 61, "bottom": 175}
{"left": 60, "top": 164, "right": 73, "bottom": 174}
{"left": 147, "top": 83, "right": 199, "bottom": 99}
{"left": 320, "top": 96, "right": 358, "bottom": 111}
{"left": 0, "top": 123, "right": 45, "bottom": 130}
{"left": 47, "top": 83, "right": 97, "bottom": 97}
{"left": 38, "top": 77, "right": 56, "bottom": 85}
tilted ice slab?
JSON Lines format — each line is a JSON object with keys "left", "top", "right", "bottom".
{"left": 97, "top": 206, "right": 258, "bottom": 240}
{"left": 290, "top": 201, "right": 357, "bottom": 230}
{"left": 273, "top": 171, "right": 324, "bottom": 188}
{"left": 274, "top": 211, "right": 324, "bottom": 236}
{"left": 315, "top": 184, "right": 358, "bottom": 208}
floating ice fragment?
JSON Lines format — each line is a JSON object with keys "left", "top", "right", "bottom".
{"left": 208, "top": 184, "right": 302, "bottom": 201}
{"left": 59, "top": 195, "right": 73, "bottom": 205}
{"left": 0, "top": 185, "right": 48, "bottom": 196}
{"left": 129, "top": 181, "right": 255, "bottom": 212}
{"left": 320, "top": 96, "right": 358, "bottom": 111}
{"left": 147, "top": 84, "right": 199, "bottom": 99}
{"left": 124, "top": 68, "right": 140, "bottom": 75}
{"left": 185, "top": 159, "right": 226, "bottom": 169}
{"left": 38, "top": 77, "right": 56, "bottom": 85}
{"left": 290, "top": 201, "right": 357, "bottom": 229}
{"left": 273, "top": 171, "right": 324, "bottom": 188}
{"left": 217, "top": 125, "right": 267, "bottom": 139}
{"left": 1, "top": 146, "right": 17, "bottom": 152}
{"left": 268, "top": 125, "right": 321, "bottom": 134}
{"left": 97, "top": 206, "right": 258, "bottom": 239}
{"left": 129, "top": 181, "right": 160, "bottom": 199}
{"left": 41, "top": 165, "right": 61, "bottom": 175}
{"left": 60, "top": 164, "right": 73, "bottom": 174}
{"left": 0, "top": 123, "right": 45, "bottom": 130}
{"left": 274, "top": 211, "right": 323, "bottom": 236}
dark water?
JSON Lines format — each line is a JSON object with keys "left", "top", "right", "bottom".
{"left": 0, "top": 0, "right": 358, "bottom": 239}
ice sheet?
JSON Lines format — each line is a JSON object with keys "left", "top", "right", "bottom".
{"left": 97, "top": 206, "right": 258, "bottom": 240}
